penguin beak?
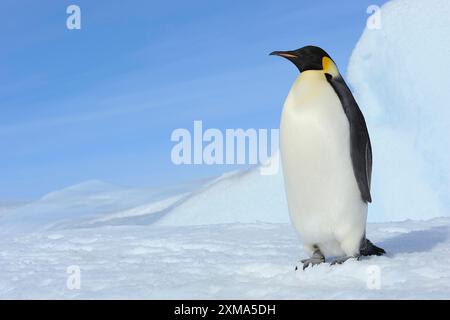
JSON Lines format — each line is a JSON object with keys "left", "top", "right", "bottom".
{"left": 269, "top": 51, "right": 298, "bottom": 59}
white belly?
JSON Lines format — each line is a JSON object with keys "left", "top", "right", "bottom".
{"left": 280, "top": 70, "right": 367, "bottom": 257}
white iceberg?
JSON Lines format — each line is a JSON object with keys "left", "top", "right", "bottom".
{"left": 347, "top": 0, "right": 450, "bottom": 221}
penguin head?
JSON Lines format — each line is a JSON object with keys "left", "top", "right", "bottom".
{"left": 270, "top": 45, "right": 339, "bottom": 78}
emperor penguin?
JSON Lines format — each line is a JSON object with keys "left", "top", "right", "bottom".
{"left": 271, "top": 46, "right": 385, "bottom": 270}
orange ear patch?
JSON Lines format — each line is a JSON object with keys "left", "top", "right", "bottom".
{"left": 322, "top": 56, "right": 339, "bottom": 78}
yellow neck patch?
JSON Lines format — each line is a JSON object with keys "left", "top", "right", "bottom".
{"left": 322, "top": 56, "right": 339, "bottom": 78}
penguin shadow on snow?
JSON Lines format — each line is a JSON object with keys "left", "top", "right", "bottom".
{"left": 378, "top": 225, "right": 449, "bottom": 255}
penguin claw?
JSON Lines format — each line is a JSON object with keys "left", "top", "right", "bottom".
{"left": 330, "top": 255, "right": 361, "bottom": 266}
{"left": 298, "top": 257, "right": 324, "bottom": 270}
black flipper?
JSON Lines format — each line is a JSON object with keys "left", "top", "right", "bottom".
{"left": 359, "top": 238, "right": 385, "bottom": 256}
{"left": 325, "top": 73, "right": 373, "bottom": 203}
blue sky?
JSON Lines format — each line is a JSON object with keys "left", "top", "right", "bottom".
{"left": 0, "top": 0, "right": 383, "bottom": 200}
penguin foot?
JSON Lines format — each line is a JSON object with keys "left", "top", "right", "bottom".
{"left": 330, "top": 255, "right": 361, "bottom": 266}
{"left": 297, "top": 249, "right": 325, "bottom": 270}
{"left": 299, "top": 257, "right": 325, "bottom": 270}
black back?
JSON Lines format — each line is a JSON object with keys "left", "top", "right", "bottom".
{"left": 325, "top": 73, "right": 373, "bottom": 203}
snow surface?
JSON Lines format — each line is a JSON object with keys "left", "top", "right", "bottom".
{"left": 1, "top": 0, "right": 450, "bottom": 299}
{"left": 1, "top": 218, "right": 450, "bottom": 299}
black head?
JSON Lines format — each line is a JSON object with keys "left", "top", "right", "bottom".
{"left": 270, "top": 45, "right": 332, "bottom": 73}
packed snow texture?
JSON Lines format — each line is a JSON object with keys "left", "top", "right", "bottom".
{"left": 1, "top": 217, "right": 450, "bottom": 299}
{"left": 347, "top": 0, "right": 450, "bottom": 221}
{"left": 1, "top": 0, "right": 450, "bottom": 299}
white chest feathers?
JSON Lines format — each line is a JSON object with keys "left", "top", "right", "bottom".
{"left": 280, "top": 70, "right": 367, "bottom": 257}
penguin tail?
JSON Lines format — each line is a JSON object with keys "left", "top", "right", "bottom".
{"left": 360, "top": 238, "right": 385, "bottom": 256}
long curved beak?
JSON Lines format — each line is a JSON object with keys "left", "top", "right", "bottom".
{"left": 269, "top": 51, "right": 298, "bottom": 59}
